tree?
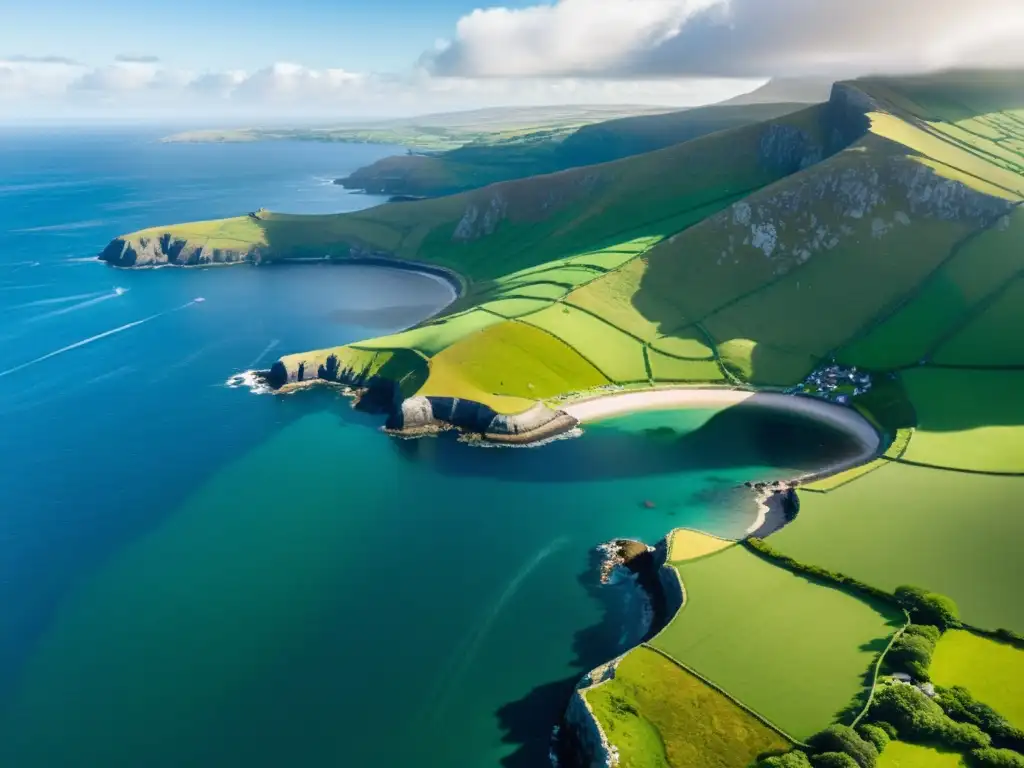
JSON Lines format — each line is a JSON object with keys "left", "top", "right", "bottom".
{"left": 808, "top": 725, "right": 878, "bottom": 768}
{"left": 966, "top": 748, "right": 1024, "bottom": 768}
{"left": 895, "top": 586, "right": 960, "bottom": 629}
{"left": 812, "top": 753, "right": 859, "bottom": 768}
{"left": 760, "top": 751, "right": 813, "bottom": 768}
{"left": 856, "top": 724, "right": 890, "bottom": 753}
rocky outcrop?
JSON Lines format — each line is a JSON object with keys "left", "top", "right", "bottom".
{"left": 566, "top": 668, "right": 620, "bottom": 768}
{"left": 386, "top": 395, "right": 578, "bottom": 444}
{"left": 99, "top": 234, "right": 259, "bottom": 267}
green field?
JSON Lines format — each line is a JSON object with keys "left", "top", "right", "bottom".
{"left": 877, "top": 741, "right": 965, "bottom": 768}
{"left": 897, "top": 369, "right": 1024, "bottom": 473}
{"left": 771, "top": 463, "right": 1024, "bottom": 632}
{"left": 650, "top": 545, "right": 903, "bottom": 740}
{"left": 930, "top": 630, "right": 1024, "bottom": 729}
{"left": 585, "top": 646, "right": 792, "bottom": 768}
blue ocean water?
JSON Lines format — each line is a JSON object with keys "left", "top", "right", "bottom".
{"left": 0, "top": 129, "right": 857, "bottom": 767}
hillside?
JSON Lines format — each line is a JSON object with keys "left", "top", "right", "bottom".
{"left": 102, "top": 69, "right": 1024, "bottom": 767}
{"left": 336, "top": 101, "right": 806, "bottom": 197}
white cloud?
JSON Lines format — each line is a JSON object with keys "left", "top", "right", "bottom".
{"left": 428, "top": 0, "right": 1024, "bottom": 78}
{"left": 0, "top": 57, "right": 760, "bottom": 120}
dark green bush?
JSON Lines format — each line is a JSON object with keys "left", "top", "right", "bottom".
{"left": 888, "top": 634, "right": 935, "bottom": 680}
{"left": 809, "top": 725, "right": 878, "bottom": 768}
{"left": 869, "top": 684, "right": 990, "bottom": 751}
{"left": 904, "top": 625, "right": 941, "bottom": 645}
{"left": 894, "top": 586, "right": 960, "bottom": 629}
{"left": 873, "top": 722, "right": 898, "bottom": 739}
{"left": 856, "top": 724, "right": 890, "bottom": 753}
{"left": 760, "top": 751, "right": 813, "bottom": 768}
{"left": 812, "top": 753, "right": 860, "bottom": 768}
{"left": 966, "top": 748, "right": 1024, "bottom": 768}
{"left": 937, "top": 686, "right": 1024, "bottom": 752}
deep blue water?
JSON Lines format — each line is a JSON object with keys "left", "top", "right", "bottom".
{"left": 0, "top": 129, "right": 857, "bottom": 767}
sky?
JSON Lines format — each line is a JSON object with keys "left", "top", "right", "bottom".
{"left": 2, "top": 0, "right": 1023, "bottom": 121}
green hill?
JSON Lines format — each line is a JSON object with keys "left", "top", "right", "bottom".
{"left": 102, "top": 68, "right": 1024, "bottom": 764}
{"left": 336, "top": 101, "right": 808, "bottom": 197}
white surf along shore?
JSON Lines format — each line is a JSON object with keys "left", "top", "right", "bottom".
{"left": 561, "top": 388, "right": 882, "bottom": 535}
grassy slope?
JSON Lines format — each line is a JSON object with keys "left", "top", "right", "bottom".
{"left": 930, "top": 630, "right": 1024, "bottom": 729}
{"left": 651, "top": 545, "right": 903, "bottom": 740}
{"left": 338, "top": 102, "right": 808, "bottom": 197}
{"left": 585, "top": 646, "right": 792, "bottom": 768}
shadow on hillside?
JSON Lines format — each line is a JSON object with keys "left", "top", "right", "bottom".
{"left": 390, "top": 401, "right": 862, "bottom": 484}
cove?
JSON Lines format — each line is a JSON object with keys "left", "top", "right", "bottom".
{"left": 0, "top": 393, "right": 862, "bottom": 768}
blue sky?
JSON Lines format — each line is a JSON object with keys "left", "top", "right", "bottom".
{"left": 2, "top": 0, "right": 1021, "bottom": 120}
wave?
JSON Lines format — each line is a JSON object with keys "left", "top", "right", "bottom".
{"left": 0, "top": 298, "right": 201, "bottom": 379}
{"left": 225, "top": 370, "right": 272, "bottom": 395}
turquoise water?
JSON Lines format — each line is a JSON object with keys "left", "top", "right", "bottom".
{"left": 0, "top": 129, "right": 859, "bottom": 767}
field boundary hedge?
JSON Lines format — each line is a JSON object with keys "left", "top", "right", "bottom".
{"left": 851, "top": 616, "right": 911, "bottom": 727}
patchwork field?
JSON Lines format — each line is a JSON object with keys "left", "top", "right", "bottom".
{"left": 651, "top": 545, "right": 903, "bottom": 740}
{"left": 771, "top": 463, "right": 1024, "bottom": 633}
{"left": 930, "top": 630, "right": 1024, "bottom": 729}
{"left": 877, "top": 741, "right": 965, "bottom": 768}
{"left": 585, "top": 646, "right": 792, "bottom": 768}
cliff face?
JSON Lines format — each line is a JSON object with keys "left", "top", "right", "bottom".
{"left": 99, "top": 234, "right": 261, "bottom": 267}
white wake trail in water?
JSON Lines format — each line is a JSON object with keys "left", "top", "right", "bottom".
{"left": 7, "top": 290, "right": 108, "bottom": 310}
{"left": 246, "top": 338, "right": 280, "bottom": 369}
{"left": 425, "top": 536, "right": 570, "bottom": 724}
{"left": 27, "top": 287, "right": 128, "bottom": 321}
{"left": 0, "top": 298, "right": 202, "bottom": 379}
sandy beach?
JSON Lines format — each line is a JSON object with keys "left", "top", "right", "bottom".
{"left": 562, "top": 387, "right": 881, "bottom": 498}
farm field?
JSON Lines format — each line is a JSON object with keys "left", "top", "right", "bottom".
{"left": 770, "top": 463, "right": 1024, "bottom": 633}
{"left": 877, "top": 741, "right": 965, "bottom": 768}
{"left": 930, "top": 630, "right": 1024, "bottom": 729}
{"left": 584, "top": 646, "right": 792, "bottom": 768}
{"left": 649, "top": 545, "right": 903, "bottom": 740}
{"left": 897, "top": 369, "right": 1024, "bottom": 473}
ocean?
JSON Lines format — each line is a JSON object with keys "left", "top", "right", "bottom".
{"left": 0, "top": 127, "right": 857, "bottom": 767}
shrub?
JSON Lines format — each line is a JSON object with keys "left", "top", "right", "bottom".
{"left": 894, "top": 586, "right": 960, "bottom": 629}
{"left": 873, "top": 722, "right": 898, "bottom": 739}
{"left": 904, "top": 625, "right": 941, "bottom": 645}
{"left": 869, "top": 683, "right": 990, "bottom": 751}
{"left": 937, "top": 686, "right": 1024, "bottom": 752}
{"left": 966, "top": 748, "right": 1024, "bottom": 768}
{"left": 760, "top": 751, "right": 813, "bottom": 768}
{"left": 856, "top": 724, "right": 890, "bottom": 753}
{"left": 887, "top": 629, "right": 939, "bottom": 681}
{"left": 809, "top": 725, "right": 878, "bottom": 768}
{"left": 812, "top": 753, "right": 860, "bottom": 768}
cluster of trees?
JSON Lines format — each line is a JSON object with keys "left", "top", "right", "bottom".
{"left": 937, "top": 686, "right": 1024, "bottom": 753}
{"left": 894, "top": 586, "right": 960, "bottom": 630}
{"left": 756, "top": 724, "right": 884, "bottom": 768}
{"left": 868, "top": 683, "right": 990, "bottom": 750}
{"left": 887, "top": 624, "right": 940, "bottom": 680}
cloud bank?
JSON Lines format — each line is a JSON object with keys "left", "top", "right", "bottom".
{"left": 429, "top": 0, "right": 1024, "bottom": 78}
{"left": 0, "top": 57, "right": 761, "bottom": 120}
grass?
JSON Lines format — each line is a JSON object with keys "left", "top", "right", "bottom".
{"left": 933, "top": 277, "right": 1024, "bottom": 366}
{"left": 770, "top": 462, "right": 1024, "bottom": 633}
{"left": 930, "top": 630, "right": 1024, "bottom": 729}
{"left": 897, "top": 368, "right": 1024, "bottom": 473}
{"left": 876, "top": 740, "right": 965, "bottom": 768}
{"left": 585, "top": 646, "right": 792, "bottom": 768}
{"left": 650, "top": 545, "right": 904, "bottom": 740}
{"left": 421, "top": 320, "right": 610, "bottom": 403}
{"left": 666, "top": 530, "right": 735, "bottom": 562}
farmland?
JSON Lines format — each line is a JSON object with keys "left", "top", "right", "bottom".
{"left": 930, "top": 630, "right": 1024, "bottom": 729}
{"left": 584, "top": 646, "right": 792, "bottom": 768}
{"left": 650, "top": 545, "right": 903, "bottom": 740}
{"left": 877, "top": 741, "right": 964, "bottom": 768}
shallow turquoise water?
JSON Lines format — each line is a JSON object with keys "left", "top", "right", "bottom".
{"left": 0, "top": 129, "right": 859, "bottom": 767}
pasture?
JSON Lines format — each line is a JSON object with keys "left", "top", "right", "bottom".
{"left": 585, "top": 646, "right": 792, "bottom": 768}
{"left": 649, "top": 545, "right": 903, "bottom": 740}
{"left": 876, "top": 741, "right": 964, "bottom": 768}
{"left": 930, "top": 630, "right": 1024, "bottom": 729}
{"left": 771, "top": 462, "right": 1024, "bottom": 632}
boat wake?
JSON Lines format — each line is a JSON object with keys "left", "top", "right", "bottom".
{"left": 27, "top": 287, "right": 128, "bottom": 321}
